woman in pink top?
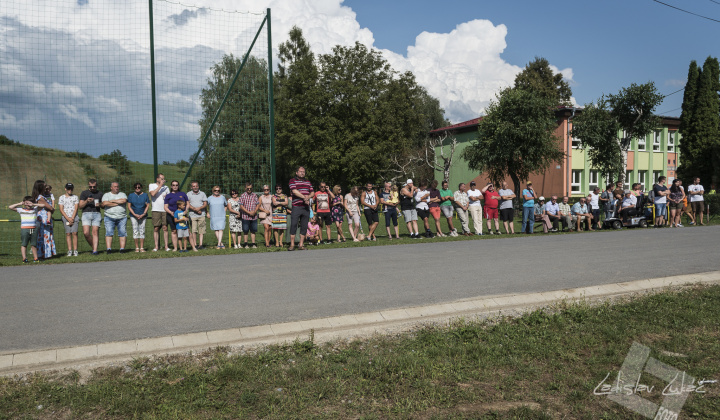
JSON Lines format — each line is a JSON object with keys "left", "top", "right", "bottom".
{"left": 259, "top": 184, "right": 273, "bottom": 247}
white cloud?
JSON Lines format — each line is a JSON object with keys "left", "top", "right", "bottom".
{"left": 1, "top": 0, "right": 573, "bottom": 161}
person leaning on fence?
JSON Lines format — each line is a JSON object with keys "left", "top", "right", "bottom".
{"left": 58, "top": 183, "right": 79, "bottom": 257}
{"left": 8, "top": 197, "right": 39, "bottom": 263}
{"left": 186, "top": 181, "right": 208, "bottom": 249}
{"left": 558, "top": 196, "right": 572, "bottom": 232}
{"left": 571, "top": 197, "right": 593, "bottom": 232}
{"left": 415, "top": 180, "right": 433, "bottom": 238}
{"left": 127, "top": 182, "right": 151, "bottom": 253}
{"left": 453, "top": 183, "right": 471, "bottom": 236}
{"left": 439, "top": 180, "right": 457, "bottom": 237}
{"left": 481, "top": 182, "right": 501, "bottom": 235}
{"left": 101, "top": 182, "right": 128, "bottom": 253}
{"left": 428, "top": 180, "right": 445, "bottom": 237}
{"left": 687, "top": 177, "right": 705, "bottom": 226}
{"left": 148, "top": 173, "right": 170, "bottom": 252}
{"left": 400, "top": 180, "right": 421, "bottom": 239}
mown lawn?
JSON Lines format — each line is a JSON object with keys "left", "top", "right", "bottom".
{"left": 1, "top": 285, "right": 719, "bottom": 419}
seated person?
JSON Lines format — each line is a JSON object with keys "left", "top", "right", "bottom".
{"left": 534, "top": 196, "right": 553, "bottom": 233}
{"left": 619, "top": 189, "right": 638, "bottom": 220}
{"left": 558, "top": 196, "right": 573, "bottom": 231}
{"left": 571, "top": 197, "right": 593, "bottom": 232}
{"left": 544, "top": 196, "right": 561, "bottom": 232}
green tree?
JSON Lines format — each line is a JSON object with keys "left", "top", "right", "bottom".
{"left": 573, "top": 82, "right": 663, "bottom": 184}
{"left": 692, "top": 57, "right": 720, "bottom": 186}
{"left": 196, "top": 54, "right": 270, "bottom": 192}
{"left": 461, "top": 87, "right": 564, "bottom": 200}
{"left": 514, "top": 57, "right": 572, "bottom": 106}
{"left": 571, "top": 98, "right": 623, "bottom": 182}
{"left": 99, "top": 149, "right": 133, "bottom": 176}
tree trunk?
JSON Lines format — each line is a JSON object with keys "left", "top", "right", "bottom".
{"left": 510, "top": 172, "right": 521, "bottom": 211}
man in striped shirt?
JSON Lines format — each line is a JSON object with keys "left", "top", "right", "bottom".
{"left": 288, "top": 166, "right": 314, "bottom": 251}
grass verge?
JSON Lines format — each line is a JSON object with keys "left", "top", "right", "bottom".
{"left": 1, "top": 285, "right": 719, "bottom": 418}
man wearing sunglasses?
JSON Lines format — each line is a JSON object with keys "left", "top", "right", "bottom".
{"left": 79, "top": 178, "right": 103, "bottom": 255}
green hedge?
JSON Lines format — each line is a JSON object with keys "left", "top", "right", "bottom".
{"left": 704, "top": 193, "right": 720, "bottom": 215}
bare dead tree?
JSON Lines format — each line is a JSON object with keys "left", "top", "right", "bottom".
{"left": 387, "top": 152, "right": 423, "bottom": 183}
{"left": 425, "top": 133, "right": 457, "bottom": 182}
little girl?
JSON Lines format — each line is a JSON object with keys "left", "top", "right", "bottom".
{"left": 306, "top": 216, "right": 321, "bottom": 245}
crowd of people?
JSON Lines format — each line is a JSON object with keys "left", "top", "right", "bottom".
{"left": 7, "top": 167, "right": 710, "bottom": 261}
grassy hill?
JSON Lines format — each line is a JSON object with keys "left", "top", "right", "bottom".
{"left": 0, "top": 143, "right": 185, "bottom": 206}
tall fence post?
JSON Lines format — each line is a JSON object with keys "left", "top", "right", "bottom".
{"left": 149, "top": 0, "right": 159, "bottom": 178}
{"left": 266, "top": 8, "right": 275, "bottom": 190}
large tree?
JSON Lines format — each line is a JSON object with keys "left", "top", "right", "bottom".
{"left": 572, "top": 82, "right": 663, "bottom": 184}
{"left": 461, "top": 87, "right": 565, "bottom": 200}
{"left": 514, "top": 57, "right": 572, "bottom": 106}
{"left": 679, "top": 57, "right": 720, "bottom": 186}
{"left": 195, "top": 54, "right": 271, "bottom": 192}
{"left": 274, "top": 33, "right": 447, "bottom": 188}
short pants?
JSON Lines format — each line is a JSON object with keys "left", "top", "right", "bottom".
{"left": 429, "top": 207, "right": 441, "bottom": 220}
{"left": 402, "top": 209, "right": 417, "bottom": 221}
{"left": 82, "top": 211, "right": 101, "bottom": 227}
{"left": 242, "top": 219, "right": 258, "bottom": 234}
{"left": 441, "top": 206, "right": 454, "bottom": 218}
{"left": 500, "top": 208, "right": 514, "bottom": 222}
{"left": 485, "top": 207, "right": 499, "bottom": 220}
{"left": 152, "top": 211, "right": 167, "bottom": 227}
{"left": 364, "top": 208, "right": 379, "bottom": 225}
{"left": 21, "top": 228, "right": 37, "bottom": 247}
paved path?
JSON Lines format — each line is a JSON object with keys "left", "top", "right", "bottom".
{"left": 1, "top": 226, "right": 718, "bottom": 354}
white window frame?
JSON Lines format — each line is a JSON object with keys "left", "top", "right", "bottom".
{"left": 589, "top": 170, "right": 599, "bottom": 191}
{"left": 667, "top": 131, "right": 675, "bottom": 152}
{"left": 625, "top": 171, "right": 633, "bottom": 185}
{"left": 639, "top": 171, "right": 647, "bottom": 190}
{"left": 653, "top": 171, "right": 663, "bottom": 183}
{"left": 653, "top": 131, "right": 662, "bottom": 152}
{"left": 571, "top": 170, "right": 582, "bottom": 193}
{"left": 572, "top": 136, "right": 581, "bottom": 148}
{"left": 637, "top": 134, "right": 646, "bottom": 151}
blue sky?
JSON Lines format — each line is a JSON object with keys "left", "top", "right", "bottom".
{"left": 1, "top": 0, "right": 718, "bottom": 164}
{"left": 345, "top": 0, "right": 720, "bottom": 118}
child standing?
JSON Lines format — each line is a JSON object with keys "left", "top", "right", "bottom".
{"left": 174, "top": 200, "right": 192, "bottom": 252}
{"left": 9, "top": 196, "right": 39, "bottom": 263}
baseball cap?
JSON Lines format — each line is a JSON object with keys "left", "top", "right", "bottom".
{"left": 624, "top": 189, "right": 632, "bottom": 194}
{"left": 539, "top": 196, "right": 545, "bottom": 201}
{"left": 469, "top": 181, "right": 476, "bottom": 185}
{"left": 527, "top": 181, "right": 533, "bottom": 185}
{"left": 406, "top": 179, "right": 413, "bottom": 185}
{"left": 65, "top": 183, "right": 74, "bottom": 190}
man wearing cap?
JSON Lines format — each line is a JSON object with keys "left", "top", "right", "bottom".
{"left": 58, "top": 183, "right": 79, "bottom": 256}
{"left": 571, "top": 196, "right": 593, "bottom": 232}
{"left": 400, "top": 179, "right": 421, "bottom": 238}
{"left": 521, "top": 181, "right": 537, "bottom": 234}
{"left": 467, "top": 181, "right": 483, "bottom": 235}
{"left": 534, "top": 196, "right": 554, "bottom": 233}
{"left": 620, "top": 189, "right": 638, "bottom": 220}
{"left": 453, "top": 183, "right": 471, "bottom": 236}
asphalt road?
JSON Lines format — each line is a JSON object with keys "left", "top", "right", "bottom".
{"left": 1, "top": 226, "right": 718, "bottom": 353}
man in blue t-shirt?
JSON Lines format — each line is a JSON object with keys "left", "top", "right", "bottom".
{"left": 652, "top": 176, "right": 669, "bottom": 228}
{"left": 521, "top": 181, "right": 537, "bottom": 234}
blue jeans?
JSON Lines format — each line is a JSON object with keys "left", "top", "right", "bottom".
{"left": 522, "top": 207, "right": 534, "bottom": 233}
{"left": 655, "top": 203, "right": 667, "bottom": 218}
{"left": 104, "top": 216, "right": 127, "bottom": 237}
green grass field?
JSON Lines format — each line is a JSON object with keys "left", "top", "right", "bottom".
{"left": 1, "top": 285, "right": 718, "bottom": 418}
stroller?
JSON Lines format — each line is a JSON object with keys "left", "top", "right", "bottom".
{"left": 603, "top": 194, "right": 649, "bottom": 229}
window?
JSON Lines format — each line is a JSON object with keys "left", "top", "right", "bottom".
{"left": 653, "top": 131, "right": 662, "bottom": 151}
{"left": 653, "top": 171, "right": 663, "bottom": 183}
{"left": 638, "top": 171, "right": 647, "bottom": 190}
{"left": 589, "top": 170, "right": 599, "bottom": 191}
{"left": 571, "top": 170, "right": 582, "bottom": 193}
{"left": 625, "top": 171, "right": 633, "bottom": 185}
{"left": 637, "top": 134, "right": 646, "bottom": 151}
{"left": 667, "top": 131, "right": 675, "bottom": 152}
{"left": 572, "top": 136, "right": 581, "bottom": 148}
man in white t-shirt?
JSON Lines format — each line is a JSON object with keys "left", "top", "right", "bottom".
{"left": 687, "top": 177, "right": 705, "bottom": 225}
{"left": 149, "top": 173, "right": 170, "bottom": 251}
{"left": 467, "top": 181, "right": 483, "bottom": 235}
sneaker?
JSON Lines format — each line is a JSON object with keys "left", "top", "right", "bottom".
{"left": 73, "top": 250, "right": 78, "bottom": 257}
{"left": 67, "top": 250, "right": 73, "bottom": 257}
{"left": 488, "top": 231, "right": 494, "bottom": 235}
{"left": 23, "top": 258, "right": 28, "bottom": 263}
{"left": 677, "top": 224, "right": 684, "bottom": 228}
{"left": 251, "top": 244, "right": 257, "bottom": 249}
{"left": 152, "top": 248, "right": 158, "bottom": 252}
{"left": 106, "top": 249, "right": 112, "bottom": 254}
{"left": 33, "top": 259, "right": 40, "bottom": 263}
{"left": 551, "top": 229, "right": 558, "bottom": 232}
{"left": 118, "top": 248, "right": 125, "bottom": 253}
{"left": 477, "top": 232, "right": 484, "bottom": 236}
{"left": 245, "top": 244, "right": 250, "bottom": 249}
{"left": 92, "top": 251, "right": 99, "bottom": 255}
{"left": 166, "top": 248, "right": 171, "bottom": 252}
{"left": 689, "top": 221, "right": 695, "bottom": 225}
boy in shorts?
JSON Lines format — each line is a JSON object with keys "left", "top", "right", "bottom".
{"left": 173, "top": 200, "right": 193, "bottom": 252}
{"left": 9, "top": 196, "right": 39, "bottom": 262}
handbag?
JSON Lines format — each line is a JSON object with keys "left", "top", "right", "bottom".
{"left": 258, "top": 211, "right": 267, "bottom": 220}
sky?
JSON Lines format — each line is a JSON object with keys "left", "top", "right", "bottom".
{"left": 1, "top": 0, "right": 718, "bottom": 163}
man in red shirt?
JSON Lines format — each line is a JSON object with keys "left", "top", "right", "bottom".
{"left": 481, "top": 182, "right": 501, "bottom": 234}
{"left": 313, "top": 182, "right": 335, "bottom": 244}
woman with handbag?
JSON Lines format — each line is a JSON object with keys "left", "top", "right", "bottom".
{"left": 259, "top": 184, "right": 273, "bottom": 248}
{"left": 271, "top": 185, "right": 289, "bottom": 248}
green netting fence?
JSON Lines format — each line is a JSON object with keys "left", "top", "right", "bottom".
{"left": 0, "top": 0, "right": 274, "bottom": 259}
